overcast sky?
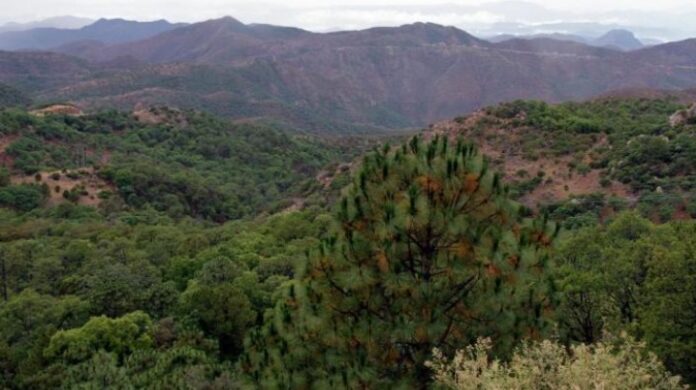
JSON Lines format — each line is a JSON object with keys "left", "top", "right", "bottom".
{"left": 3, "top": 0, "right": 696, "bottom": 40}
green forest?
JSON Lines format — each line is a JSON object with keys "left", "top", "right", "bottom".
{"left": 0, "top": 98, "right": 694, "bottom": 389}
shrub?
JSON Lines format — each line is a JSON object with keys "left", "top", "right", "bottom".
{"left": 428, "top": 334, "right": 686, "bottom": 389}
{"left": 63, "top": 188, "right": 81, "bottom": 203}
{"left": 0, "top": 167, "right": 9, "bottom": 187}
{"left": 0, "top": 184, "right": 47, "bottom": 211}
{"left": 576, "top": 163, "right": 591, "bottom": 175}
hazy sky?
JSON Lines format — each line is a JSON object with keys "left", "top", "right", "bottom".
{"left": 3, "top": 0, "right": 696, "bottom": 39}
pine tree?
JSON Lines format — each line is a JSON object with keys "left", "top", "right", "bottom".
{"left": 243, "top": 135, "right": 559, "bottom": 388}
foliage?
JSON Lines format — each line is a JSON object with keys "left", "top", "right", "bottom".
{"left": 0, "top": 290, "right": 89, "bottom": 388}
{"left": 638, "top": 222, "right": 696, "bottom": 384}
{"left": 0, "top": 206, "right": 329, "bottom": 388}
{"left": 244, "top": 136, "right": 559, "bottom": 388}
{"left": 484, "top": 99, "right": 696, "bottom": 205}
{"left": 554, "top": 212, "right": 696, "bottom": 383}
{"left": 0, "top": 183, "right": 47, "bottom": 211}
{"left": 45, "top": 311, "right": 153, "bottom": 364}
{"left": 0, "top": 99, "right": 693, "bottom": 388}
{"left": 428, "top": 334, "right": 686, "bottom": 389}
{"left": 0, "top": 108, "right": 352, "bottom": 220}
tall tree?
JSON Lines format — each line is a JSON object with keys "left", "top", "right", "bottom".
{"left": 243, "top": 136, "right": 559, "bottom": 388}
{"left": 639, "top": 222, "right": 696, "bottom": 384}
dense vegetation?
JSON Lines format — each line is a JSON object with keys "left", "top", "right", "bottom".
{"left": 245, "top": 136, "right": 558, "bottom": 387}
{"left": 555, "top": 212, "right": 696, "bottom": 383}
{"left": 0, "top": 99, "right": 694, "bottom": 388}
{"left": 0, "top": 107, "right": 349, "bottom": 220}
{"left": 0, "top": 205, "right": 331, "bottom": 387}
{"left": 474, "top": 98, "right": 696, "bottom": 223}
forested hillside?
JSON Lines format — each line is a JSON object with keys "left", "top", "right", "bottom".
{"left": 0, "top": 98, "right": 694, "bottom": 388}
{"left": 432, "top": 98, "right": 696, "bottom": 227}
{"left": 0, "top": 106, "right": 356, "bottom": 220}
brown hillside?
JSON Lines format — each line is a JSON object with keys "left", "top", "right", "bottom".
{"left": 11, "top": 168, "right": 113, "bottom": 207}
{"left": 427, "top": 111, "right": 633, "bottom": 208}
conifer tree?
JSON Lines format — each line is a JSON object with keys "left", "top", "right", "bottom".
{"left": 243, "top": 135, "right": 559, "bottom": 388}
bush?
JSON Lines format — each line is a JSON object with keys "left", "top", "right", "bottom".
{"left": 63, "top": 188, "right": 81, "bottom": 203}
{"left": 687, "top": 197, "right": 696, "bottom": 218}
{"left": 637, "top": 192, "right": 681, "bottom": 222}
{"left": 576, "top": 163, "right": 591, "bottom": 175}
{"left": 0, "top": 167, "right": 9, "bottom": 187}
{"left": 428, "top": 334, "right": 686, "bottom": 389}
{"left": 0, "top": 184, "right": 47, "bottom": 211}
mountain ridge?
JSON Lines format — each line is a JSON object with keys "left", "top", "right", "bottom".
{"left": 0, "top": 18, "right": 187, "bottom": 51}
{"left": 2, "top": 18, "right": 696, "bottom": 133}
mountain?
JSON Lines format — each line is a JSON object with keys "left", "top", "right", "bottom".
{"left": 488, "top": 29, "right": 645, "bottom": 51}
{"left": 57, "top": 18, "right": 488, "bottom": 64}
{"left": 0, "top": 51, "right": 92, "bottom": 91}
{"left": 3, "top": 18, "right": 696, "bottom": 133}
{"left": 487, "top": 33, "right": 589, "bottom": 45}
{"left": 57, "top": 16, "right": 309, "bottom": 64}
{"left": 593, "top": 29, "right": 644, "bottom": 51}
{"left": 0, "top": 18, "right": 187, "bottom": 51}
{"left": 492, "top": 37, "right": 616, "bottom": 56}
{"left": 629, "top": 38, "right": 696, "bottom": 66}
{"left": 0, "top": 16, "right": 93, "bottom": 33}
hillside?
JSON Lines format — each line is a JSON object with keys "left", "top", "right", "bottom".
{"left": 0, "top": 97, "right": 694, "bottom": 389}
{"left": 0, "top": 106, "right": 361, "bottom": 220}
{"left": 0, "top": 51, "right": 93, "bottom": 91}
{"left": 0, "top": 83, "right": 31, "bottom": 108}
{"left": 428, "top": 98, "right": 696, "bottom": 225}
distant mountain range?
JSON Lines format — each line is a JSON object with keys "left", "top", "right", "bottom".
{"left": 1, "top": 17, "right": 696, "bottom": 133}
{"left": 0, "top": 16, "right": 93, "bottom": 34}
{"left": 0, "top": 18, "right": 186, "bottom": 51}
{"left": 488, "top": 29, "right": 646, "bottom": 51}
